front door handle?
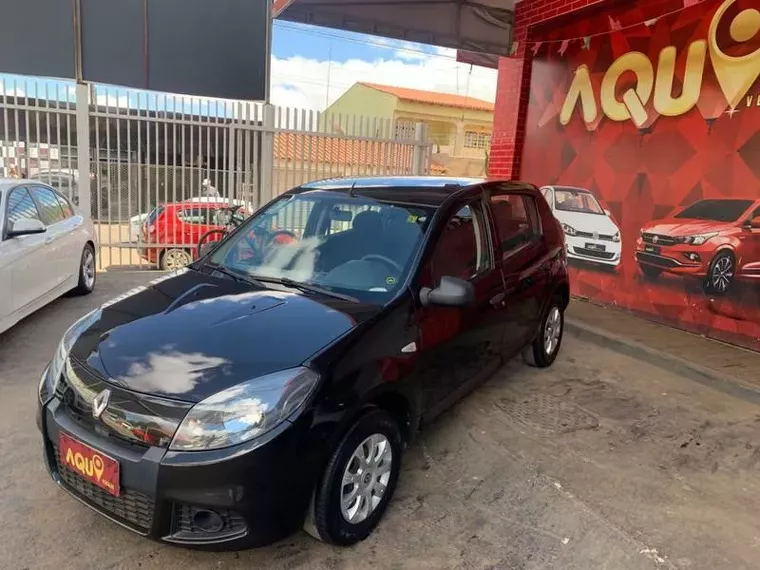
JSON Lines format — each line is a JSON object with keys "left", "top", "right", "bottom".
{"left": 490, "top": 292, "right": 505, "bottom": 307}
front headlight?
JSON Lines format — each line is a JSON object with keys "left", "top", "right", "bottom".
{"left": 40, "top": 309, "right": 102, "bottom": 404}
{"left": 561, "top": 223, "right": 577, "bottom": 236}
{"left": 679, "top": 233, "right": 717, "bottom": 246}
{"left": 170, "top": 367, "right": 320, "bottom": 451}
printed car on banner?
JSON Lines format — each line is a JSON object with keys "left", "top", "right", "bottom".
{"left": 522, "top": 0, "right": 760, "bottom": 350}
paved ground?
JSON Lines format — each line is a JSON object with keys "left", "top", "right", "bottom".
{"left": 2, "top": 273, "right": 760, "bottom": 570}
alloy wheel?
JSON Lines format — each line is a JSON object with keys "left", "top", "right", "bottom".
{"left": 163, "top": 249, "right": 192, "bottom": 270}
{"left": 82, "top": 249, "right": 95, "bottom": 289}
{"left": 544, "top": 306, "right": 562, "bottom": 356}
{"left": 710, "top": 255, "right": 734, "bottom": 293}
{"left": 340, "top": 434, "right": 393, "bottom": 524}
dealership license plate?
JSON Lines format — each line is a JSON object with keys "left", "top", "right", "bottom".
{"left": 644, "top": 245, "right": 661, "bottom": 254}
{"left": 59, "top": 432, "right": 120, "bottom": 496}
{"left": 585, "top": 243, "right": 606, "bottom": 252}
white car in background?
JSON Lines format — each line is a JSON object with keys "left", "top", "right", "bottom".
{"left": 0, "top": 179, "right": 97, "bottom": 334}
{"left": 540, "top": 185, "right": 622, "bottom": 267}
{"left": 128, "top": 197, "right": 253, "bottom": 242}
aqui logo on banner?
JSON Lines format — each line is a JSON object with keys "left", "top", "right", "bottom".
{"left": 560, "top": 0, "right": 760, "bottom": 128}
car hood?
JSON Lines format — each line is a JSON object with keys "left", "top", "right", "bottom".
{"left": 553, "top": 210, "right": 619, "bottom": 234}
{"left": 68, "top": 269, "right": 378, "bottom": 402}
{"left": 642, "top": 218, "right": 732, "bottom": 236}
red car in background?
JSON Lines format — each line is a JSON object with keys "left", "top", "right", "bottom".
{"left": 636, "top": 198, "right": 760, "bottom": 294}
{"left": 140, "top": 202, "right": 248, "bottom": 270}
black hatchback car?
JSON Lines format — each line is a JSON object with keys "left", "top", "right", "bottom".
{"left": 38, "top": 176, "right": 569, "bottom": 549}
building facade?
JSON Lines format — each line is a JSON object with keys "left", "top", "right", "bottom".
{"left": 491, "top": 0, "right": 760, "bottom": 351}
{"left": 325, "top": 82, "right": 494, "bottom": 176}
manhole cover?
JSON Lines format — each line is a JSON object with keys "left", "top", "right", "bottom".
{"left": 497, "top": 394, "right": 599, "bottom": 433}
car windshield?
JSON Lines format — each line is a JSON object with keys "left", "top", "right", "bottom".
{"left": 554, "top": 188, "right": 605, "bottom": 215}
{"left": 148, "top": 206, "right": 164, "bottom": 223}
{"left": 675, "top": 200, "right": 753, "bottom": 222}
{"left": 206, "top": 191, "right": 434, "bottom": 304}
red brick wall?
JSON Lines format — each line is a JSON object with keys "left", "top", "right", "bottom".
{"left": 489, "top": 0, "right": 611, "bottom": 179}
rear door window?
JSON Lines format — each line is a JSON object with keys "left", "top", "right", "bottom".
{"left": 488, "top": 193, "right": 541, "bottom": 257}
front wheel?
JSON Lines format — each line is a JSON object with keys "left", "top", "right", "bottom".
{"left": 304, "top": 410, "right": 402, "bottom": 546}
{"left": 523, "top": 303, "right": 564, "bottom": 368}
{"left": 703, "top": 251, "right": 735, "bottom": 295}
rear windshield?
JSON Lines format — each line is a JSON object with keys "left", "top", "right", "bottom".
{"left": 675, "top": 200, "right": 753, "bottom": 222}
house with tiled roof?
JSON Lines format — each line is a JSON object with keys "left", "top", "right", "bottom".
{"left": 321, "top": 82, "right": 494, "bottom": 177}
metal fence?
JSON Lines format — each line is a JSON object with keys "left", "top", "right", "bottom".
{"left": 0, "top": 77, "right": 431, "bottom": 269}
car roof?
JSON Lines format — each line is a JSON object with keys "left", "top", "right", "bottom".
{"left": 546, "top": 185, "right": 593, "bottom": 193}
{"left": 297, "top": 176, "right": 487, "bottom": 207}
{"left": 0, "top": 178, "right": 55, "bottom": 192}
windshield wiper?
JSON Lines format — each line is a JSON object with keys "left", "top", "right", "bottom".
{"left": 202, "top": 262, "right": 266, "bottom": 288}
{"left": 252, "top": 276, "right": 359, "bottom": 303}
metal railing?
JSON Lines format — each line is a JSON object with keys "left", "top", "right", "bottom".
{"left": 0, "top": 77, "right": 431, "bottom": 270}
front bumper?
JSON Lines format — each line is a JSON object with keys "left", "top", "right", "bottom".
{"left": 39, "top": 396, "right": 321, "bottom": 549}
{"left": 635, "top": 240, "right": 710, "bottom": 276}
{"left": 565, "top": 235, "right": 621, "bottom": 266}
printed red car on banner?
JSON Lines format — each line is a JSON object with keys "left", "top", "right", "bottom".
{"left": 636, "top": 199, "right": 760, "bottom": 294}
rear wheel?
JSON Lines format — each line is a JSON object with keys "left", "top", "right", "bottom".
{"left": 70, "top": 243, "right": 96, "bottom": 296}
{"left": 304, "top": 410, "right": 402, "bottom": 546}
{"left": 160, "top": 248, "right": 193, "bottom": 271}
{"left": 703, "top": 251, "right": 734, "bottom": 295}
{"left": 639, "top": 264, "right": 662, "bottom": 279}
{"left": 523, "top": 303, "right": 564, "bottom": 368}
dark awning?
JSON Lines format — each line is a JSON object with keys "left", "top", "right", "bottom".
{"left": 274, "top": 0, "right": 516, "bottom": 57}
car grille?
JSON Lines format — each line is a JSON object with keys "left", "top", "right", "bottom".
{"left": 572, "top": 247, "right": 616, "bottom": 260}
{"left": 635, "top": 252, "right": 681, "bottom": 268}
{"left": 641, "top": 233, "right": 678, "bottom": 246}
{"left": 54, "top": 444, "right": 155, "bottom": 531}
{"left": 576, "top": 230, "right": 616, "bottom": 241}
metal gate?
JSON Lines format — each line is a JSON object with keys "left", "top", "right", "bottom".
{"left": 0, "top": 77, "right": 431, "bottom": 270}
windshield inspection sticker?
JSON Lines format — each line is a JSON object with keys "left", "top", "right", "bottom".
{"left": 407, "top": 214, "right": 419, "bottom": 223}
{"left": 386, "top": 276, "right": 397, "bottom": 286}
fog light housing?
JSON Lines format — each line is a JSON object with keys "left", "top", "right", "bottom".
{"left": 193, "top": 509, "right": 224, "bottom": 533}
{"left": 683, "top": 252, "right": 701, "bottom": 262}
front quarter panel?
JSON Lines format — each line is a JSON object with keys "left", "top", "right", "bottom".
{"left": 305, "top": 292, "right": 422, "bottom": 459}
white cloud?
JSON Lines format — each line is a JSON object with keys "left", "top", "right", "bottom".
{"left": 96, "top": 93, "right": 130, "bottom": 108}
{"left": 270, "top": 50, "right": 497, "bottom": 112}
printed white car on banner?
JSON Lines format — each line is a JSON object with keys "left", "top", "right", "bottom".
{"left": 540, "top": 185, "right": 622, "bottom": 267}
{"left": 0, "top": 179, "right": 97, "bottom": 334}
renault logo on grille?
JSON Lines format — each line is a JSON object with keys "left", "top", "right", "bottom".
{"left": 92, "top": 389, "right": 111, "bottom": 420}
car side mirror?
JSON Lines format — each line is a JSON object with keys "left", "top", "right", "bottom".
{"left": 420, "top": 276, "right": 474, "bottom": 308}
{"left": 7, "top": 218, "right": 46, "bottom": 237}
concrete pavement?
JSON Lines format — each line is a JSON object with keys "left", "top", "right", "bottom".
{"left": 1, "top": 273, "right": 760, "bottom": 570}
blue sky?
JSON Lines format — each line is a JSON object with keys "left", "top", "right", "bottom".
{"left": 0, "top": 22, "right": 497, "bottom": 114}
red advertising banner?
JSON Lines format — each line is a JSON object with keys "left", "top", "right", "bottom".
{"left": 273, "top": 0, "right": 297, "bottom": 18}
{"left": 522, "top": 0, "right": 760, "bottom": 350}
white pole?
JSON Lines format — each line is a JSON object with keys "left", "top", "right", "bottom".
{"left": 75, "top": 83, "right": 91, "bottom": 219}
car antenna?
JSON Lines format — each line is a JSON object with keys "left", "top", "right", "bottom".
{"left": 349, "top": 180, "right": 357, "bottom": 197}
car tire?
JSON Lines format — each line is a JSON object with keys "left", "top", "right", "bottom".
{"left": 304, "top": 409, "right": 402, "bottom": 546}
{"left": 523, "top": 302, "right": 564, "bottom": 368}
{"left": 703, "top": 251, "right": 735, "bottom": 295}
{"left": 160, "top": 248, "right": 193, "bottom": 271}
{"left": 70, "top": 243, "right": 96, "bottom": 296}
{"left": 639, "top": 264, "right": 662, "bottom": 279}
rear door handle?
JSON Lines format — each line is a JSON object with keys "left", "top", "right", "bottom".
{"left": 490, "top": 292, "right": 505, "bottom": 306}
